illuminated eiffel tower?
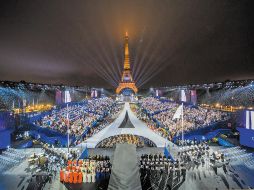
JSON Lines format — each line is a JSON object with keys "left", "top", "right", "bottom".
{"left": 116, "top": 32, "right": 138, "bottom": 94}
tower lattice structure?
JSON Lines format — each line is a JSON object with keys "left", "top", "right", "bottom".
{"left": 116, "top": 32, "right": 138, "bottom": 94}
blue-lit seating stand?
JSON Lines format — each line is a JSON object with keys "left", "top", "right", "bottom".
{"left": 19, "top": 101, "right": 111, "bottom": 147}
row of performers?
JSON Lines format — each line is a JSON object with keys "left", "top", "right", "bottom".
{"left": 60, "top": 168, "right": 111, "bottom": 183}
{"left": 60, "top": 159, "right": 111, "bottom": 184}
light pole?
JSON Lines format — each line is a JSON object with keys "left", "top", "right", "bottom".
{"left": 67, "top": 104, "right": 70, "bottom": 155}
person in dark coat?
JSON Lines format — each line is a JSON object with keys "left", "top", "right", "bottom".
{"left": 181, "top": 165, "right": 186, "bottom": 181}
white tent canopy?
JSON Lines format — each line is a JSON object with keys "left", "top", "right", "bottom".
{"left": 77, "top": 102, "right": 171, "bottom": 148}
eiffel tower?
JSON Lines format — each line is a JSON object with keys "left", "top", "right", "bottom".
{"left": 116, "top": 32, "right": 138, "bottom": 94}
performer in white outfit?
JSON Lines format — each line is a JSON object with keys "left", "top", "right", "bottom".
{"left": 91, "top": 172, "right": 96, "bottom": 182}
{"left": 83, "top": 171, "right": 87, "bottom": 183}
{"left": 87, "top": 172, "right": 91, "bottom": 183}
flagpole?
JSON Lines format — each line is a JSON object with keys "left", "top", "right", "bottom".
{"left": 181, "top": 103, "right": 184, "bottom": 143}
{"left": 67, "top": 104, "right": 70, "bottom": 155}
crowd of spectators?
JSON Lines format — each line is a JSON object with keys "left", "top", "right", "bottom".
{"left": 137, "top": 97, "right": 230, "bottom": 141}
{"left": 35, "top": 97, "right": 116, "bottom": 137}
{"left": 83, "top": 104, "right": 123, "bottom": 141}
{"left": 96, "top": 134, "right": 145, "bottom": 148}
{"left": 139, "top": 97, "right": 178, "bottom": 115}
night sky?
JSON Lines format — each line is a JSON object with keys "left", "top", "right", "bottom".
{"left": 0, "top": 0, "right": 254, "bottom": 88}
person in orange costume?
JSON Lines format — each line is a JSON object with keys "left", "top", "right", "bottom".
{"left": 78, "top": 160, "right": 83, "bottom": 167}
{"left": 69, "top": 170, "right": 74, "bottom": 183}
{"left": 78, "top": 170, "right": 83, "bottom": 183}
{"left": 73, "top": 170, "right": 78, "bottom": 184}
{"left": 68, "top": 160, "right": 72, "bottom": 166}
{"left": 64, "top": 170, "right": 69, "bottom": 183}
{"left": 60, "top": 168, "right": 64, "bottom": 182}
{"left": 72, "top": 166, "right": 76, "bottom": 171}
{"left": 72, "top": 160, "right": 77, "bottom": 166}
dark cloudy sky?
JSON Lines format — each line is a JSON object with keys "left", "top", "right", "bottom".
{"left": 0, "top": 0, "right": 253, "bottom": 88}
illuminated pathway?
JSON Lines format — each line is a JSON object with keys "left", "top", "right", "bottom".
{"left": 77, "top": 102, "right": 172, "bottom": 148}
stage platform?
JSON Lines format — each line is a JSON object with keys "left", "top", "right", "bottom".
{"left": 108, "top": 144, "right": 141, "bottom": 190}
{"left": 77, "top": 103, "right": 171, "bottom": 148}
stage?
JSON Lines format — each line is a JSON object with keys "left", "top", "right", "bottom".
{"left": 77, "top": 103, "right": 172, "bottom": 148}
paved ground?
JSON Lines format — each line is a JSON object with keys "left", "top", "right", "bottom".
{"left": 0, "top": 147, "right": 164, "bottom": 190}
{"left": 0, "top": 148, "right": 41, "bottom": 190}
{"left": 0, "top": 147, "right": 254, "bottom": 190}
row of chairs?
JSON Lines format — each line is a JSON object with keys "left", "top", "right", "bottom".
{"left": 218, "top": 146, "right": 241, "bottom": 154}
{"left": 0, "top": 148, "right": 29, "bottom": 173}
{"left": 244, "top": 158, "right": 254, "bottom": 169}
{"left": 224, "top": 149, "right": 246, "bottom": 157}
{"left": 218, "top": 146, "right": 254, "bottom": 169}
{"left": 228, "top": 153, "right": 253, "bottom": 162}
{"left": 222, "top": 147, "right": 254, "bottom": 169}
